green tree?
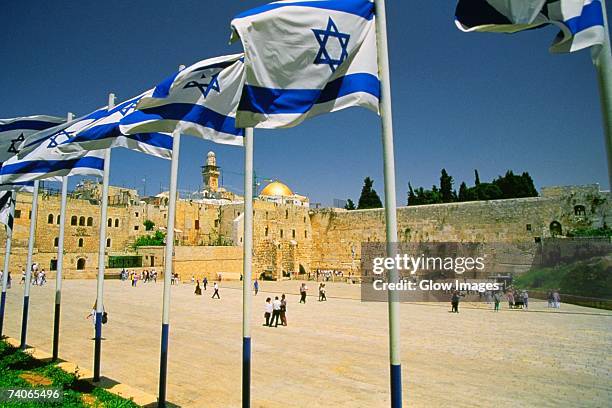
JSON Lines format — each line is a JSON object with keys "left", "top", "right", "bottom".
{"left": 407, "top": 183, "right": 417, "bottom": 206}
{"left": 132, "top": 230, "right": 165, "bottom": 248}
{"left": 357, "top": 177, "right": 383, "bottom": 209}
{"left": 474, "top": 169, "right": 481, "bottom": 186}
{"left": 473, "top": 183, "right": 503, "bottom": 200}
{"left": 439, "top": 169, "right": 455, "bottom": 203}
{"left": 458, "top": 182, "right": 469, "bottom": 202}
{"left": 344, "top": 199, "right": 356, "bottom": 210}
{"left": 143, "top": 219, "right": 155, "bottom": 231}
{"left": 493, "top": 170, "right": 538, "bottom": 199}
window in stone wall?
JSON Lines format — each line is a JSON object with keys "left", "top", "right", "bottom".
{"left": 48, "top": 214, "right": 54, "bottom": 224}
{"left": 106, "top": 238, "right": 111, "bottom": 248}
{"left": 79, "top": 216, "right": 85, "bottom": 226}
{"left": 50, "top": 259, "right": 57, "bottom": 271}
{"left": 265, "top": 226, "right": 269, "bottom": 237}
{"left": 265, "top": 211, "right": 268, "bottom": 219}
{"left": 280, "top": 229, "right": 284, "bottom": 238}
{"left": 135, "top": 212, "right": 139, "bottom": 217}
{"left": 14, "top": 210, "right": 21, "bottom": 218}
{"left": 292, "top": 229, "right": 296, "bottom": 238}
{"left": 134, "top": 225, "right": 139, "bottom": 231}
{"left": 115, "top": 219, "right": 119, "bottom": 228}
{"left": 214, "top": 219, "right": 219, "bottom": 227}
{"left": 108, "top": 218, "right": 112, "bottom": 227}
{"left": 87, "top": 217, "right": 93, "bottom": 226}
{"left": 574, "top": 205, "right": 586, "bottom": 216}
{"left": 56, "top": 214, "right": 60, "bottom": 225}
{"left": 54, "top": 237, "right": 59, "bottom": 247}
{"left": 71, "top": 216, "right": 77, "bottom": 226}
{"left": 195, "top": 220, "right": 200, "bottom": 230}
{"left": 526, "top": 224, "right": 532, "bottom": 231}
{"left": 285, "top": 209, "right": 289, "bottom": 219}
{"left": 77, "top": 258, "right": 86, "bottom": 270}
{"left": 29, "top": 211, "right": 31, "bottom": 219}
{"left": 78, "top": 238, "right": 84, "bottom": 247}
{"left": 304, "top": 230, "right": 308, "bottom": 239}
{"left": 303, "top": 216, "right": 306, "bottom": 223}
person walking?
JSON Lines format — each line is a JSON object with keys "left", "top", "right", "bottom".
{"left": 263, "top": 297, "right": 272, "bottom": 326}
{"left": 299, "top": 283, "right": 307, "bottom": 304}
{"left": 522, "top": 290, "right": 529, "bottom": 310}
{"left": 507, "top": 290, "right": 515, "bottom": 309}
{"left": 203, "top": 277, "right": 208, "bottom": 291}
{"left": 194, "top": 280, "right": 202, "bottom": 295}
{"left": 7, "top": 271, "right": 11, "bottom": 289}
{"left": 280, "top": 294, "right": 287, "bottom": 326}
{"left": 212, "top": 281, "right": 220, "bottom": 299}
{"left": 270, "top": 296, "right": 281, "bottom": 327}
{"left": 493, "top": 291, "right": 501, "bottom": 312}
{"left": 253, "top": 279, "right": 259, "bottom": 296}
{"left": 451, "top": 290, "right": 460, "bottom": 313}
{"left": 318, "top": 283, "right": 327, "bottom": 301}
{"left": 20, "top": 268, "right": 25, "bottom": 284}
{"left": 553, "top": 290, "right": 561, "bottom": 308}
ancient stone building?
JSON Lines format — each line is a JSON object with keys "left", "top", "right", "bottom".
{"left": 0, "top": 150, "right": 609, "bottom": 281}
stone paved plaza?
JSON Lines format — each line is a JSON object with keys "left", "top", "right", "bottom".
{"left": 1, "top": 279, "right": 611, "bottom": 407}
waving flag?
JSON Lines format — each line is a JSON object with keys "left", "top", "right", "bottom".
{"left": 0, "top": 110, "right": 108, "bottom": 184}
{"left": 0, "top": 115, "right": 65, "bottom": 162}
{"left": 57, "top": 93, "right": 173, "bottom": 159}
{"left": 0, "top": 191, "right": 15, "bottom": 234}
{"left": 230, "top": 0, "right": 380, "bottom": 128}
{"left": 119, "top": 54, "right": 245, "bottom": 146}
{"left": 455, "top": 0, "right": 605, "bottom": 53}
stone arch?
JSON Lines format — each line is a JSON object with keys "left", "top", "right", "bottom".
{"left": 71, "top": 215, "right": 77, "bottom": 226}
{"left": 108, "top": 218, "right": 112, "bottom": 227}
{"left": 78, "top": 238, "right": 84, "bottom": 247}
{"left": 549, "top": 221, "right": 562, "bottom": 237}
{"left": 79, "top": 216, "right": 85, "bottom": 226}
{"left": 76, "top": 258, "right": 86, "bottom": 270}
{"left": 87, "top": 217, "right": 93, "bottom": 226}
{"left": 47, "top": 214, "right": 54, "bottom": 224}
{"left": 115, "top": 218, "right": 120, "bottom": 228}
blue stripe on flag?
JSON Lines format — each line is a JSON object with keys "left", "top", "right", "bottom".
{"left": 564, "top": 0, "right": 604, "bottom": 35}
{"left": 124, "top": 133, "right": 174, "bottom": 150}
{"left": 239, "top": 73, "right": 380, "bottom": 114}
{"left": 234, "top": 0, "right": 374, "bottom": 21}
{"left": 1, "top": 157, "right": 104, "bottom": 176}
{"left": 124, "top": 105, "right": 244, "bottom": 137}
{"left": 0, "top": 120, "right": 62, "bottom": 132}
{"left": 153, "top": 61, "right": 238, "bottom": 99}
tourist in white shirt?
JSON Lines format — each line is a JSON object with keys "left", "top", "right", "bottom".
{"left": 264, "top": 297, "right": 273, "bottom": 326}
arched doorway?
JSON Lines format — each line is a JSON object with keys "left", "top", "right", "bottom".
{"left": 76, "top": 258, "right": 86, "bottom": 270}
{"left": 549, "top": 221, "right": 562, "bottom": 237}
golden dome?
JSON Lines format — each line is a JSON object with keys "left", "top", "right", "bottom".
{"left": 260, "top": 180, "right": 294, "bottom": 197}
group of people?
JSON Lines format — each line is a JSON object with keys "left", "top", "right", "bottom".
{"left": 264, "top": 294, "right": 287, "bottom": 327}
{"left": 15, "top": 264, "right": 46, "bottom": 286}
{"left": 547, "top": 290, "right": 562, "bottom": 308}
{"left": 194, "top": 277, "right": 221, "bottom": 299}
{"left": 315, "top": 269, "right": 343, "bottom": 282}
{"left": 121, "top": 268, "right": 158, "bottom": 286}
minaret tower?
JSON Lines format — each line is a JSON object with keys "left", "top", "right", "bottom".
{"left": 202, "top": 151, "right": 220, "bottom": 193}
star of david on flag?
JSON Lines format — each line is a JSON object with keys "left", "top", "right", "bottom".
{"left": 119, "top": 54, "right": 245, "bottom": 146}
{"left": 1, "top": 109, "right": 109, "bottom": 184}
{"left": 313, "top": 18, "right": 350, "bottom": 73}
{"left": 230, "top": 0, "right": 380, "bottom": 128}
{"left": 56, "top": 91, "right": 173, "bottom": 159}
{"left": 0, "top": 115, "right": 65, "bottom": 162}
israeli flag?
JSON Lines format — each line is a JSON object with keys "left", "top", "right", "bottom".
{"left": 455, "top": 0, "right": 605, "bottom": 53}
{"left": 119, "top": 54, "right": 245, "bottom": 146}
{"left": 0, "top": 110, "right": 108, "bottom": 184}
{"left": 0, "top": 115, "right": 65, "bottom": 162}
{"left": 230, "top": 0, "right": 380, "bottom": 128}
{"left": 0, "top": 182, "right": 34, "bottom": 192}
{"left": 57, "top": 92, "right": 173, "bottom": 159}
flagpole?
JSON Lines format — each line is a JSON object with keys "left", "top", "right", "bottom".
{"left": 93, "top": 94, "right": 114, "bottom": 381}
{"left": 0, "top": 190, "right": 16, "bottom": 338}
{"left": 20, "top": 180, "right": 39, "bottom": 349}
{"left": 52, "top": 110, "right": 72, "bottom": 359}
{"left": 592, "top": 0, "right": 612, "bottom": 189}
{"left": 158, "top": 128, "right": 181, "bottom": 407}
{"left": 242, "top": 127, "right": 254, "bottom": 408}
{"left": 374, "top": 1, "right": 403, "bottom": 407}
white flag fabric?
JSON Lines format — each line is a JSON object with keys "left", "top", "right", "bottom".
{"left": 0, "top": 115, "right": 65, "bottom": 162}
{"left": 230, "top": 0, "right": 380, "bottom": 128}
{"left": 455, "top": 0, "right": 605, "bottom": 53}
{"left": 119, "top": 54, "right": 245, "bottom": 146}
{"left": 0, "top": 191, "right": 14, "bottom": 234}
{"left": 0, "top": 109, "right": 108, "bottom": 184}
{"left": 56, "top": 93, "right": 173, "bottom": 159}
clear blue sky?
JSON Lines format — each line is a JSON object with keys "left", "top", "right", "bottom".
{"left": 1, "top": 1, "right": 609, "bottom": 205}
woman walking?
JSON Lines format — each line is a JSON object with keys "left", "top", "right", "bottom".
{"left": 299, "top": 283, "right": 307, "bottom": 304}
{"left": 280, "top": 294, "right": 287, "bottom": 326}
